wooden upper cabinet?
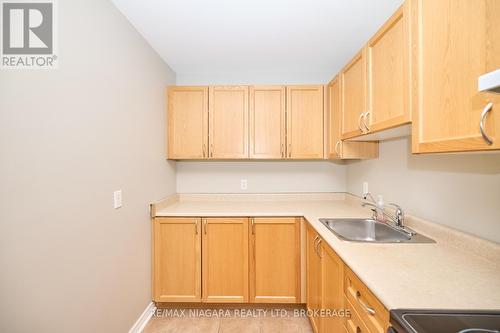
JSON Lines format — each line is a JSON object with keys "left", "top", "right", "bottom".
{"left": 249, "top": 217, "right": 300, "bottom": 303}
{"left": 249, "top": 86, "right": 286, "bottom": 159}
{"left": 167, "top": 87, "right": 208, "bottom": 159}
{"left": 202, "top": 217, "right": 249, "bottom": 303}
{"left": 412, "top": 0, "right": 500, "bottom": 153}
{"left": 366, "top": 2, "right": 411, "bottom": 133}
{"left": 152, "top": 217, "right": 201, "bottom": 302}
{"left": 209, "top": 86, "right": 249, "bottom": 158}
{"left": 341, "top": 50, "right": 367, "bottom": 139}
{"left": 286, "top": 85, "right": 324, "bottom": 159}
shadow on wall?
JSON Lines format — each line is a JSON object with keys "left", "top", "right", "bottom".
{"left": 346, "top": 136, "right": 500, "bottom": 175}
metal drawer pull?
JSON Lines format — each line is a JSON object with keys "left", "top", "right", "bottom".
{"left": 202, "top": 144, "right": 206, "bottom": 158}
{"left": 203, "top": 219, "right": 207, "bottom": 234}
{"left": 480, "top": 102, "right": 494, "bottom": 145}
{"left": 195, "top": 219, "right": 199, "bottom": 234}
{"left": 251, "top": 218, "right": 255, "bottom": 235}
{"left": 356, "top": 291, "right": 376, "bottom": 315}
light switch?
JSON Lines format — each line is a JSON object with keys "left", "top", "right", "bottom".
{"left": 240, "top": 179, "right": 247, "bottom": 190}
{"left": 113, "top": 190, "right": 122, "bottom": 209}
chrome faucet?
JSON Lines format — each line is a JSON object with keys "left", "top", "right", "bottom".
{"left": 361, "top": 193, "right": 408, "bottom": 230}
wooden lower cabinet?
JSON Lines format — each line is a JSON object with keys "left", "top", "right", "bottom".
{"left": 202, "top": 217, "right": 249, "bottom": 303}
{"left": 152, "top": 217, "right": 201, "bottom": 302}
{"left": 250, "top": 217, "right": 301, "bottom": 303}
{"left": 344, "top": 267, "right": 390, "bottom": 333}
{"left": 306, "top": 221, "right": 389, "bottom": 333}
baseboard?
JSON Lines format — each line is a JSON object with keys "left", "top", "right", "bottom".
{"left": 129, "top": 301, "right": 156, "bottom": 333}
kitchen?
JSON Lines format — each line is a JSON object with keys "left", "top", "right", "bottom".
{"left": 0, "top": 0, "right": 499, "bottom": 333}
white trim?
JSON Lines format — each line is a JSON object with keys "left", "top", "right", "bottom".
{"left": 478, "top": 69, "right": 500, "bottom": 93}
{"left": 128, "top": 302, "right": 156, "bottom": 333}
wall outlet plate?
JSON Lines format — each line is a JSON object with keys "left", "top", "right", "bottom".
{"left": 114, "top": 190, "right": 122, "bottom": 209}
{"left": 240, "top": 179, "right": 248, "bottom": 190}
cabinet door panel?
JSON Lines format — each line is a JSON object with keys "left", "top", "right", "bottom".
{"left": 412, "top": 0, "right": 500, "bottom": 153}
{"left": 286, "top": 86, "right": 324, "bottom": 159}
{"left": 250, "top": 217, "right": 300, "bottom": 303}
{"left": 341, "top": 51, "right": 367, "bottom": 139}
{"left": 202, "top": 218, "right": 249, "bottom": 303}
{"left": 321, "top": 243, "right": 344, "bottom": 332}
{"left": 209, "top": 86, "right": 249, "bottom": 158}
{"left": 367, "top": 3, "right": 410, "bottom": 132}
{"left": 153, "top": 217, "right": 201, "bottom": 302}
{"left": 306, "top": 225, "right": 321, "bottom": 332}
{"left": 167, "top": 87, "right": 208, "bottom": 159}
{"left": 250, "top": 86, "right": 286, "bottom": 159}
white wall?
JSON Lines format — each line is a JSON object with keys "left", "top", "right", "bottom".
{"left": 346, "top": 137, "right": 500, "bottom": 244}
{"left": 177, "top": 161, "right": 346, "bottom": 193}
{"left": 0, "top": 0, "right": 176, "bottom": 332}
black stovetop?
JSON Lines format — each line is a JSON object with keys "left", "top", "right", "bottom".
{"left": 390, "top": 310, "right": 500, "bottom": 333}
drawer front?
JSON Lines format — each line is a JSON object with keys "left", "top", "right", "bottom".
{"left": 345, "top": 297, "right": 370, "bottom": 333}
{"left": 344, "top": 267, "right": 389, "bottom": 333}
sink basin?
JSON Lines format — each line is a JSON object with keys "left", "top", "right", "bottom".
{"left": 319, "top": 218, "right": 435, "bottom": 243}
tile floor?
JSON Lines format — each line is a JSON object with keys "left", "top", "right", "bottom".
{"left": 143, "top": 309, "right": 314, "bottom": 333}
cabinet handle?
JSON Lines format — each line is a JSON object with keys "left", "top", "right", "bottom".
{"left": 313, "top": 235, "right": 320, "bottom": 255}
{"left": 356, "top": 327, "right": 362, "bottom": 333}
{"left": 480, "top": 102, "right": 494, "bottom": 145}
{"left": 316, "top": 239, "right": 323, "bottom": 258}
{"left": 251, "top": 218, "right": 255, "bottom": 235}
{"left": 203, "top": 219, "right": 207, "bottom": 234}
{"left": 195, "top": 219, "right": 199, "bottom": 235}
{"left": 281, "top": 143, "right": 284, "bottom": 158}
{"left": 356, "top": 291, "right": 376, "bottom": 315}
{"left": 358, "top": 113, "right": 365, "bottom": 132}
{"left": 210, "top": 144, "right": 214, "bottom": 158}
{"left": 335, "top": 140, "right": 341, "bottom": 155}
{"left": 288, "top": 143, "right": 292, "bottom": 158}
{"left": 363, "top": 111, "right": 371, "bottom": 132}
{"left": 202, "top": 144, "right": 206, "bottom": 158}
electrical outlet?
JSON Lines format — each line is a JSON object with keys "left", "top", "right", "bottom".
{"left": 240, "top": 179, "right": 248, "bottom": 190}
{"left": 113, "top": 190, "right": 122, "bottom": 209}
{"left": 363, "top": 182, "right": 369, "bottom": 196}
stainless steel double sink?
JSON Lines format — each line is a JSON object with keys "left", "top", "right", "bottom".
{"left": 319, "top": 218, "right": 435, "bottom": 243}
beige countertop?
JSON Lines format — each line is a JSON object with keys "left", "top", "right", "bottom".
{"left": 153, "top": 193, "right": 500, "bottom": 311}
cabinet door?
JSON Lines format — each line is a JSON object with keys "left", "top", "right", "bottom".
{"left": 320, "top": 242, "right": 344, "bottom": 333}
{"left": 152, "top": 217, "right": 201, "bottom": 302}
{"left": 249, "top": 86, "right": 286, "bottom": 159}
{"left": 167, "top": 87, "right": 208, "bottom": 159}
{"left": 412, "top": 0, "right": 500, "bottom": 153}
{"left": 366, "top": 3, "right": 411, "bottom": 133}
{"left": 327, "top": 77, "right": 342, "bottom": 159}
{"left": 306, "top": 225, "right": 322, "bottom": 333}
{"left": 286, "top": 85, "right": 324, "bottom": 159}
{"left": 209, "top": 86, "right": 249, "bottom": 158}
{"left": 202, "top": 217, "right": 249, "bottom": 302}
{"left": 327, "top": 77, "right": 379, "bottom": 160}
{"left": 249, "top": 217, "right": 300, "bottom": 303}
{"left": 341, "top": 50, "right": 367, "bottom": 139}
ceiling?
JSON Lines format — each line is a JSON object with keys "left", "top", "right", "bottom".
{"left": 111, "top": 0, "right": 403, "bottom": 83}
